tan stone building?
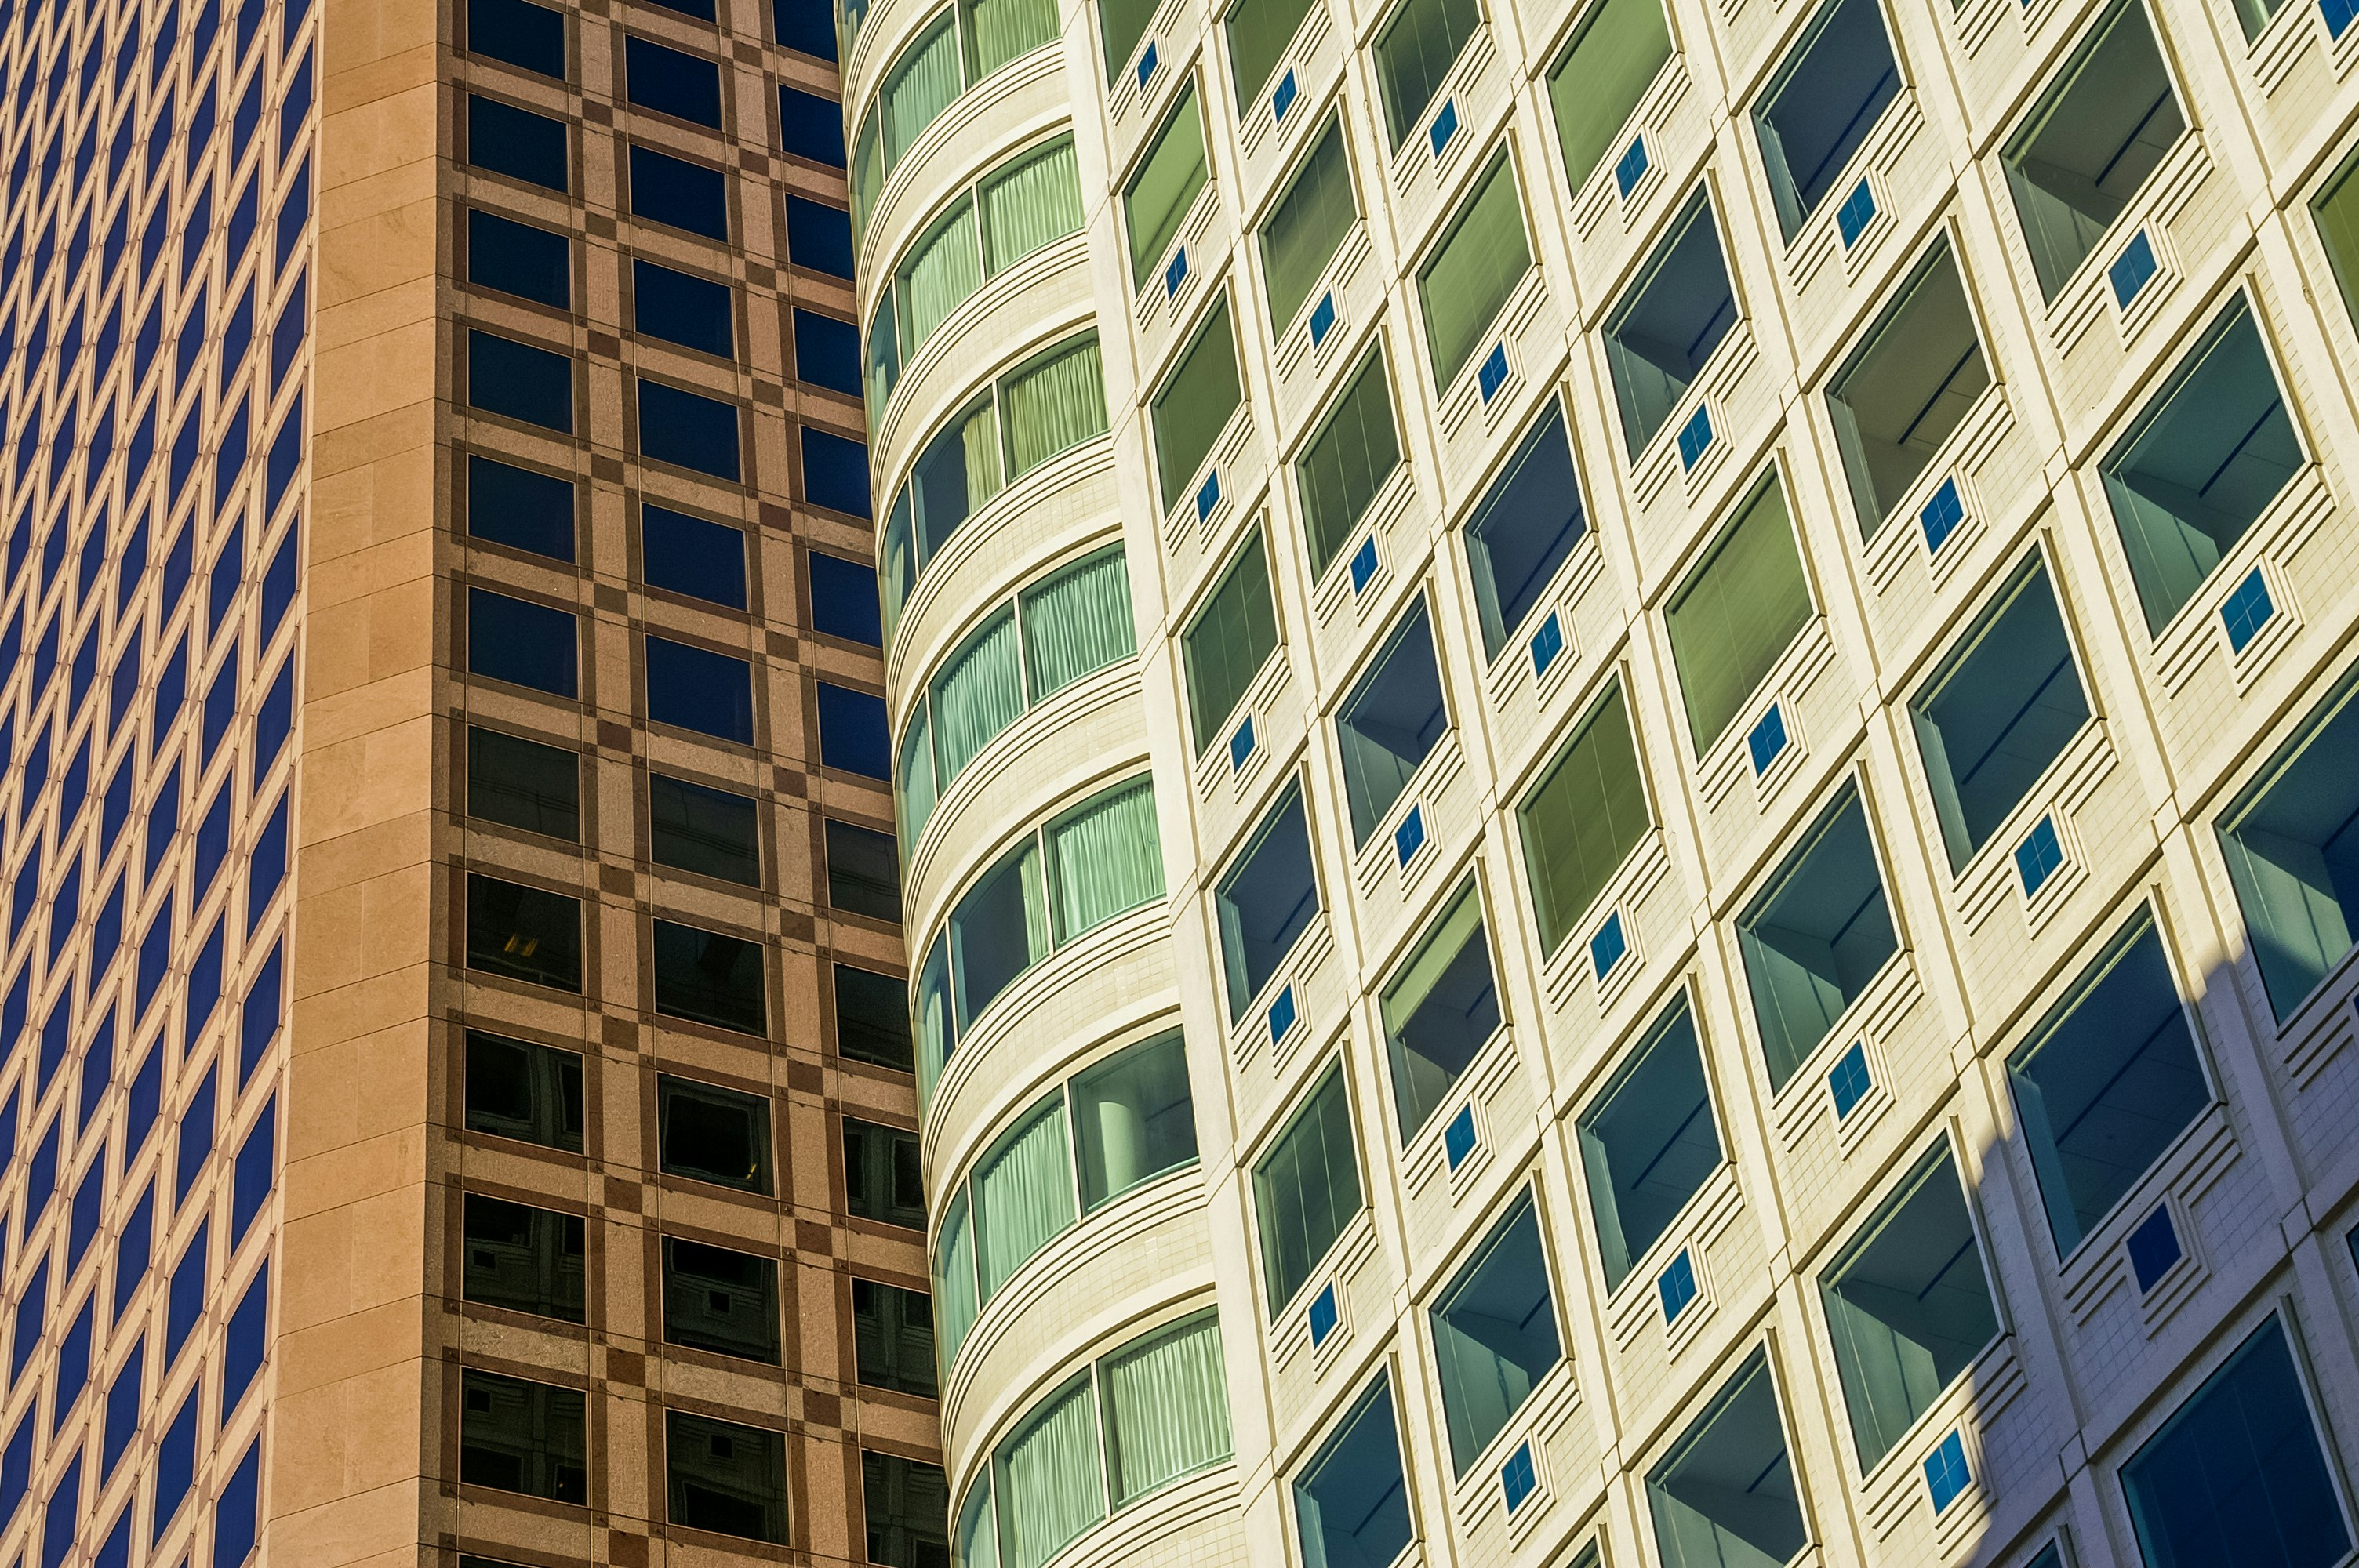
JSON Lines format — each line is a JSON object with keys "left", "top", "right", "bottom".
{"left": 0, "top": 0, "right": 935, "bottom": 1560}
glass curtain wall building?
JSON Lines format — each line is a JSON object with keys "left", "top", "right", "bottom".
{"left": 0, "top": 0, "right": 936, "bottom": 1559}
{"left": 847, "top": 0, "right": 2359, "bottom": 1560}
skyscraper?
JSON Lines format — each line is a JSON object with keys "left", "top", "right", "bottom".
{"left": 850, "top": 0, "right": 2359, "bottom": 1563}
{"left": 0, "top": 0, "right": 936, "bottom": 1560}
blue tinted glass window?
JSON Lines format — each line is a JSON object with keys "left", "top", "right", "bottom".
{"left": 809, "top": 551, "right": 881, "bottom": 644}
{"left": 223, "top": 1268, "right": 267, "bottom": 1412}
{"left": 625, "top": 36, "right": 723, "bottom": 128}
{"left": 776, "top": 0, "right": 838, "bottom": 54}
{"left": 467, "top": 209, "right": 571, "bottom": 308}
{"left": 466, "top": 95, "right": 569, "bottom": 191}
{"left": 467, "top": 456, "right": 576, "bottom": 561}
{"left": 801, "top": 426, "right": 871, "bottom": 517}
{"left": 632, "top": 260, "right": 735, "bottom": 358}
{"left": 628, "top": 143, "right": 728, "bottom": 239}
{"left": 637, "top": 380, "right": 741, "bottom": 480}
{"left": 786, "top": 194, "right": 854, "bottom": 278}
{"left": 816, "top": 682, "right": 889, "bottom": 779}
{"left": 467, "top": 0, "right": 565, "bottom": 77}
{"left": 793, "top": 309, "right": 861, "bottom": 396}
{"left": 642, "top": 506, "right": 747, "bottom": 608}
{"left": 278, "top": 51, "right": 314, "bottom": 159}
{"left": 275, "top": 158, "right": 312, "bottom": 268}
{"left": 467, "top": 329, "right": 575, "bottom": 432}
{"left": 779, "top": 84, "right": 845, "bottom": 165}
{"left": 467, "top": 587, "right": 579, "bottom": 698}
{"left": 646, "top": 636, "right": 755, "bottom": 742}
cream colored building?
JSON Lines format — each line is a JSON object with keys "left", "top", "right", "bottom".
{"left": 845, "top": 0, "right": 2359, "bottom": 1559}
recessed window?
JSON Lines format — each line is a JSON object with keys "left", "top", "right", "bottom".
{"left": 460, "top": 1370, "right": 585, "bottom": 1503}
{"left": 465, "top": 95, "right": 569, "bottom": 191}
{"left": 1074, "top": 1029, "right": 1199, "bottom": 1209}
{"left": 1380, "top": 880, "right": 1501, "bottom": 1141}
{"left": 1736, "top": 785, "right": 1898, "bottom": 1089}
{"left": 809, "top": 550, "right": 883, "bottom": 646}
{"left": 1254, "top": 1063, "right": 1364, "bottom": 1312}
{"left": 852, "top": 1276, "right": 937, "bottom": 1397}
{"left": 1910, "top": 555, "right": 2090, "bottom": 869}
{"left": 640, "top": 505, "right": 747, "bottom": 608}
{"left": 835, "top": 963, "right": 914, "bottom": 1071}
{"left": 786, "top": 194, "right": 854, "bottom": 278}
{"left": 2001, "top": 0, "right": 2183, "bottom": 299}
{"left": 665, "top": 1410, "right": 788, "bottom": 1544}
{"left": 2314, "top": 147, "right": 2359, "bottom": 329}
{"left": 1820, "top": 1145, "right": 2000, "bottom": 1470}
{"left": 465, "top": 726, "right": 580, "bottom": 841}
{"left": 628, "top": 143, "right": 729, "bottom": 241}
{"left": 464, "top": 873, "right": 582, "bottom": 993}
{"left": 1339, "top": 600, "right": 1448, "bottom": 844}
{"left": 1374, "top": 0, "right": 1481, "bottom": 149}
{"left": 662, "top": 1236, "right": 780, "bottom": 1363}
{"left": 1298, "top": 347, "right": 1403, "bottom": 579}
{"left": 1518, "top": 677, "right": 1652, "bottom": 955}
{"left": 1605, "top": 190, "right": 1736, "bottom": 458}
{"left": 803, "top": 426, "right": 873, "bottom": 517}
{"left": 2120, "top": 1317, "right": 2351, "bottom": 1568}
{"left": 824, "top": 818, "right": 902, "bottom": 923}
{"left": 465, "top": 208, "right": 570, "bottom": 308}
{"left": 1419, "top": 151, "right": 1532, "bottom": 387}
{"left": 794, "top": 309, "right": 863, "bottom": 397}
{"left": 844, "top": 1116, "right": 925, "bottom": 1229}
{"left": 1465, "top": 401, "right": 1586, "bottom": 659}
{"left": 1430, "top": 1192, "right": 1562, "bottom": 1472}
{"left": 1151, "top": 296, "right": 1244, "bottom": 514}
{"left": 1099, "top": 0, "right": 1155, "bottom": 78}
{"left": 1578, "top": 995, "right": 1721, "bottom": 1288}
{"left": 1260, "top": 114, "right": 1358, "bottom": 336}
{"left": 1125, "top": 85, "right": 1209, "bottom": 289}
{"left": 2009, "top": 910, "right": 2208, "bottom": 1256}
{"left": 649, "top": 773, "right": 759, "bottom": 886}
{"left": 652, "top": 919, "right": 766, "bottom": 1035}
{"left": 1826, "top": 241, "right": 1990, "bottom": 535}
{"left": 461, "top": 1192, "right": 585, "bottom": 1322}
{"left": 624, "top": 35, "right": 723, "bottom": 127}
{"left": 1216, "top": 784, "right": 1323, "bottom": 1017}
{"left": 939, "top": 840, "right": 1050, "bottom": 1033}
{"left": 1227, "top": 0, "right": 1318, "bottom": 106}
{"left": 2215, "top": 668, "right": 2359, "bottom": 1020}
{"left": 632, "top": 260, "right": 735, "bottom": 359}
{"left": 1666, "top": 472, "right": 1812, "bottom": 757}
{"left": 1294, "top": 1374, "right": 1415, "bottom": 1568}
{"left": 646, "top": 636, "right": 755, "bottom": 744}
{"left": 2100, "top": 296, "right": 2301, "bottom": 634}
{"left": 656, "top": 1073, "right": 774, "bottom": 1193}
{"left": 862, "top": 1451, "right": 950, "bottom": 1568}
{"left": 1183, "top": 531, "right": 1281, "bottom": 756}
{"left": 466, "top": 0, "right": 565, "bottom": 77}
{"left": 465, "top": 455, "right": 575, "bottom": 561}
{"left": 779, "top": 83, "right": 845, "bottom": 166}
{"left": 465, "top": 329, "right": 574, "bottom": 432}
{"left": 1547, "top": 0, "right": 1673, "bottom": 195}
{"left": 1754, "top": 0, "right": 1899, "bottom": 238}
{"left": 463, "top": 1030, "right": 583, "bottom": 1151}
{"left": 1647, "top": 1350, "right": 1805, "bottom": 1567}
{"left": 466, "top": 586, "right": 577, "bottom": 698}
{"left": 818, "top": 682, "right": 892, "bottom": 779}
{"left": 637, "top": 379, "right": 741, "bottom": 480}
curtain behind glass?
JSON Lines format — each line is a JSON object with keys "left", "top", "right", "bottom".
{"left": 1151, "top": 301, "right": 1242, "bottom": 511}
{"left": 1182, "top": 533, "right": 1278, "bottom": 753}
{"left": 930, "top": 608, "right": 1025, "bottom": 786}
{"left": 983, "top": 137, "right": 1085, "bottom": 274}
{"left": 1419, "top": 151, "right": 1532, "bottom": 386}
{"left": 1048, "top": 779, "right": 1165, "bottom": 942}
{"left": 958, "top": 1479, "right": 1000, "bottom": 1568}
{"left": 1125, "top": 87, "right": 1209, "bottom": 286}
{"left": 1261, "top": 116, "right": 1357, "bottom": 334}
{"left": 1517, "top": 679, "right": 1649, "bottom": 954}
{"left": 1298, "top": 349, "right": 1401, "bottom": 578}
{"left": 1227, "top": 0, "right": 1318, "bottom": 103}
{"left": 1001, "top": 336, "right": 1109, "bottom": 478}
{"left": 1665, "top": 474, "right": 1813, "bottom": 754}
{"left": 976, "top": 1097, "right": 1078, "bottom": 1299}
{"left": 896, "top": 706, "right": 937, "bottom": 847}
{"left": 1548, "top": 0, "right": 1673, "bottom": 194}
{"left": 900, "top": 199, "right": 983, "bottom": 354}
{"left": 1023, "top": 546, "right": 1136, "bottom": 700}
{"left": 883, "top": 13, "right": 962, "bottom": 165}
{"left": 913, "top": 397, "right": 1001, "bottom": 563}
{"left": 964, "top": 0, "right": 1057, "bottom": 79}
{"left": 864, "top": 286, "right": 901, "bottom": 435}
{"left": 933, "top": 1187, "right": 979, "bottom": 1367}
{"left": 998, "top": 1380, "right": 1105, "bottom": 1568}
{"left": 852, "top": 107, "right": 885, "bottom": 235}
{"left": 1104, "top": 1313, "right": 1234, "bottom": 1505}
{"left": 914, "top": 933, "right": 954, "bottom": 1107}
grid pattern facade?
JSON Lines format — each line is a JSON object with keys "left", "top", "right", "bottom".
{"left": 848, "top": 0, "right": 2359, "bottom": 1559}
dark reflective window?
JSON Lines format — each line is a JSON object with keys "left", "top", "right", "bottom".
{"left": 662, "top": 1236, "right": 781, "bottom": 1363}
{"left": 466, "top": 96, "right": 569, "bottom": 191}
{"left": 823, "top": 818, "right": 900, "bottom": 922}
{"left": 463, "top": 1031, "right": 584, "bottom": 1151}
{"left": 461, "top": 1192, "right": 586, "bottom": 1322}
{"left": 642, "top": 505, "right": 747, "bottom": 608}
{"left": 793, "top": 309, "right": 862, "bottom": 397}
{"left": 628, "top": 144, "right": 729, "bottom": 239}
{"left": 801, "top": 426, "right": 871, "bottom": 517}
{"left": 650, "top": 773, "right": 760, "bottom": 885}
{"left": 851, "top": 1277, "right": 936, "bottom": 1397}
{"left": 786, "top": 195, "right": 853, "bottom": 278}
{"left": 466, "top": 209, "right": 570, "bottom": 308}
{"left": 653, "top": 920, "right": 767, "bottom": 1035}
{"left": 633, "top": 260, "right": 735, "bottom": 358}
{"left": 844, "top": 1116, "right": 925, "bottom": 1229}
{"left": 638, "top": 379, "right": 742, "bottom": 480}
{"left": 460, "top": 1370, "right": 585, "bottom": 1502}
{"left": 834, "top": 963, "right": 912, "bottom": 1070}
{"left": 775, "top": 0, "right": 838, "bottom": 56}
{"left": 809, "top": 550, "right": 881, "bottom": 645}
{"left": 466, "top": 456, "right": 576, "bottom": 561}
{"left": 466, "top": 0, "right": 565, "bottom": 76}
{"left": 466, "top": 726, "right": 580, "bottom": 840}
{"left": 862, "top": 1451, "right": 949, "bottom": 1568}
{"left": 666, "top": 1411, "right": 788, "bottom": 1544}
{"left": 657, "top": 1074, "right": 774, "bottom": 1192}
{"left": 464, "top": 873, "right": 583, "bottom": 993}
{"left": 780, "top": 84, "right": 845, "bottom": 165}
{"left": 466, "top": 330, "right": 574, "bottom": 432}
{"left": 466, "top": 587, "right": 578, "bottom": 698}
{"left": 624, "top": 36, "right": 724, "bottom": 127}
{"left": 816, "top": 682, "right": 889, "bottom": 778}
{"left": 646, "top": 636, "right": 755, "bottom": 743}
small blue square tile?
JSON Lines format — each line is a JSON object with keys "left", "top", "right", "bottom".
{"left": 1268, "top": 982, "right": 1296, "bottom": 1044}
{"left": 1477, "top": 343, "right": 1510, "bottom": 404}
{"left": 1676, "top": 405, "right": 1713, "bottom": 470}
{"left": 2015, "top": 815, "right": 2063, "bottom": 898}
{"left": 1165, "top": 245, "right": 1188, "bottom": 299}
{"left": 1658, "top": 1250, "right": 1696, "bottom": 1323}
{"left": 1308, "top": 292, "right": 1336, "bottom": 347}
{"left": 1614, "top": 136, "right": 1648, "bottom": 199}
{"left": 1499, "top": 1441, "right": 1537, "bottom": 1512}
{"left": 1747, "top": 704, "right": 1787, "bottom": 776}
{"left": 1920, "top": 477, "right": 1964, "bottom": 553}
{"left": 1590, "top": 911, "right": 1627, "bottom": 982}
{"left": 1349, "top": 535, "right": 1379, "bottom": 593}
{"left": 1529, "top": 612, "right": 1563, "bottom": 680}
{"left": 1444, "top": 1104, "right": 1478, "bottom": 1171}
{"left": 1836, "top": 179, "right": 1877, "bottom": 249}
{"left": 1924, "top": 1431, "right": 1972, "bottom": 1514}
{"left": 1196, "top": 469, "right": 1221, "bottom": 521}
{"left": 2109, "top": 230, "right": 2157, "bottom": 310}
{"left": 1230, "top": 714, "right": 1256, "bottom": 771}
{"left": 1272, "top": 67, "right": 1297, "bottom": 122}
{"left": 1829, "top": 1041, "right": 1872, "bottom": 1120}
{"left": 1429, "top": 99, "right": 1458, "bottom": 157}
{"left": 1394, "top": 805, "right": 1425, "bottom": 867}
{"left": 2221, "top": 567, "right": 2274, "bottom": 653}
{"left": 2128, "top": 1207, "right": 2181, "bottom": 1293}
{"left": 2326, "top": 0, "right": 2359, "bottom": 37}
{"left": 1136, "top": 39, "right": 1157, "bottom": 87}
{"left": 1307, "top": 1281, "right": 1338, "bottom": 1345}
